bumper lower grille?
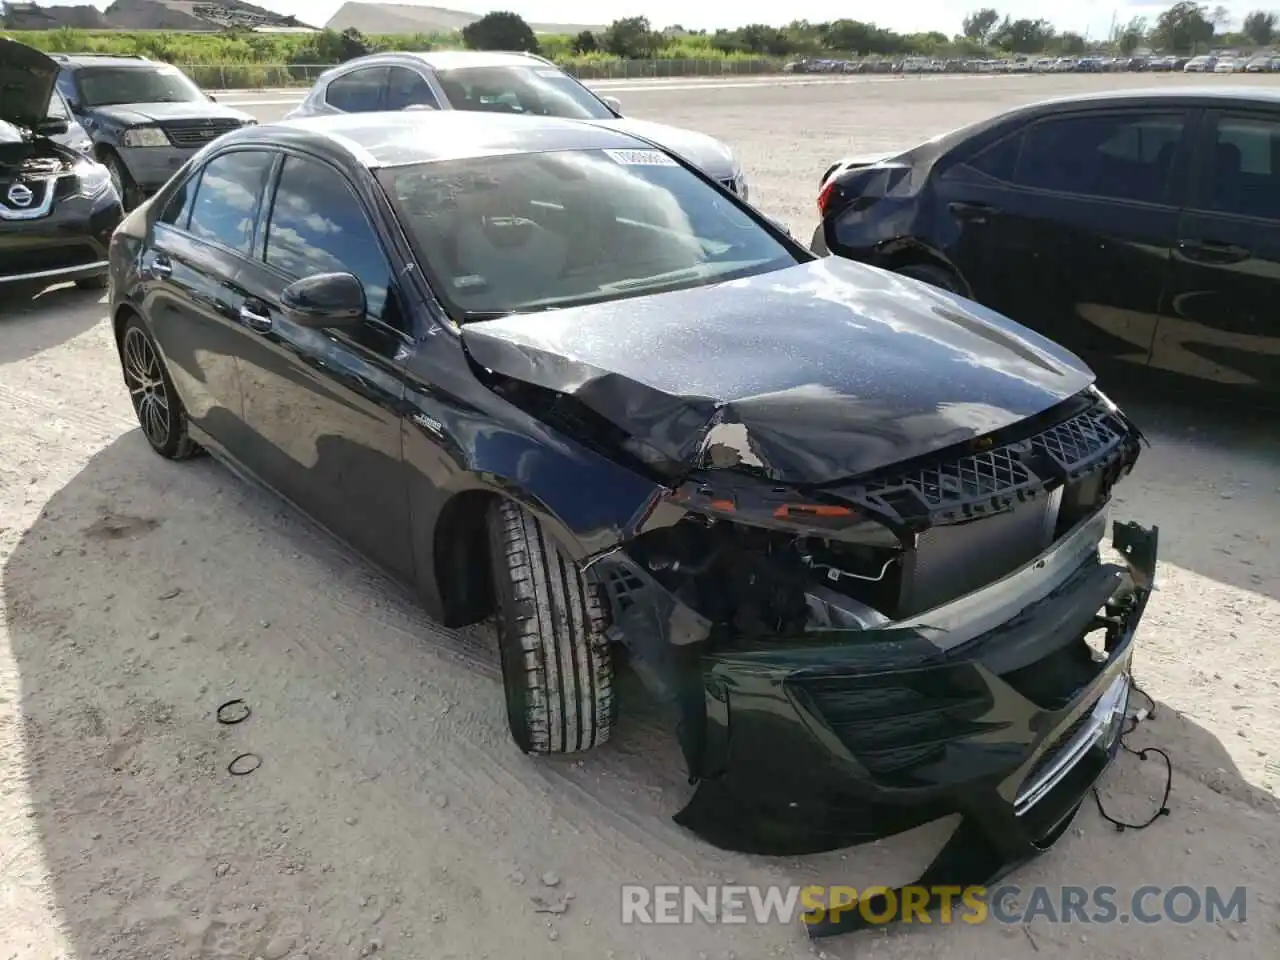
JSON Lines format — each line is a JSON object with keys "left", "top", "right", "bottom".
{"left": 161, "top": 119, "right": 243, "bottom": 148}
{"left": 794, "top": 672, "right": 997, "bottom": 781}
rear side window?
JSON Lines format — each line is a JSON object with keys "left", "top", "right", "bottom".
{"left": 952, "top": 132, "right": 1022, "bottom": 183}
{"left": 324, "top": 67, "right": 387, "bottom": 112}
{"left": 1204, "top": 115, "right": 1280, "bottom": 220}
{"left": 187, "top": 151, "right": 275, "bottom": 253}
{"left": 385, "top": 66, "right": 439, "bottom": 111}
{"left": 1014, "top": 113, "right": 1187, "bottom": 204}
{"left": 263, "top": 156, "right": 393, "bottom": 323}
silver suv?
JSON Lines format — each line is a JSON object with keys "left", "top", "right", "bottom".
{"left": 285, "top": 50, "right": 749, "bottom": 199}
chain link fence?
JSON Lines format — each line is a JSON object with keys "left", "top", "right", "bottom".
{"left": 183, "top": 59, "right": 795, "bottom": 89}
{"left": 183, "top": 55, "right": 1194, "bottom": 91}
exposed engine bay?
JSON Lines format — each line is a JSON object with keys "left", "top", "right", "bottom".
{"left": 598, "top": 389, "right": 1142, "bottom": 653}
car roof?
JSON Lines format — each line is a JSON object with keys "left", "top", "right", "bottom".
{"left": 246, "top": 111, "right": 660, "bottom": 168}
{"left": 1025, "top": 86, "right": 1280, "bottom": 110}
{"left": 337, "top": 50, "right": 552, "bottom": 72}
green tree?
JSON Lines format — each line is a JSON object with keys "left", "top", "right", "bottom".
{"left": 460, "top": 11, "right": 539, "bottom": 53}
{"left": 289, "top": 28, "right": 370, "bottom": 65}
{"left": 962, "top": 8, "right": 1001, "bottom": 44}
{"left": 1242, "top": 10, "right": 1277, "bottom": 45}
{"left": 993, "top": 17, "right": 1056, "bottom": 53}
{"left": 571, "top": 29, "right": 598, "bottom": 54}
{"left": 1058, "top": 31, "right": 1086, "bottom": 55}
{"left": 1117, "top": 16, "right": 1148, "bottom": 55}
{"left": 1151, "top": 1, "right": 1215, "bottom": 53}
{"left": 602, "top": 16, "right": 656, "bottom": 58}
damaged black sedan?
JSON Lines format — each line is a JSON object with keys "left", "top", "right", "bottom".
{"left": 108, "top": 112, "right": 1158, "bottom": 918}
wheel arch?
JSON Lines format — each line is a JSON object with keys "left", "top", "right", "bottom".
{"left": 429, "top": 482, "right": 627, "bottom": 630}
{"left": 874, "top": 238, "right": 974, "bottom": 297}
{"left": 112, "top": 301, "right": 139, "bottom": 352}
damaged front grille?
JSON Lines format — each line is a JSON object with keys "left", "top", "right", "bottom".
{"left": 847, "top": 401, "right": 1129, "bottom": 522}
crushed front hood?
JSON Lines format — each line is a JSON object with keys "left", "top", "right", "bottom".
{"left": 0, "top": 37, "right": 59, "bottom": 131}
{"left": 460, "top": 258, "right": 1095, "bottom": 485}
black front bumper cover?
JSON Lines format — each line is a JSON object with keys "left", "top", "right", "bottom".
{"left": 665, "top": 519, "right": 1157, "bottom": 937}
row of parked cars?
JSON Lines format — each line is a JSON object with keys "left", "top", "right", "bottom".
{"left": 784, "top": 52, "right": 1280, "bottom": 74}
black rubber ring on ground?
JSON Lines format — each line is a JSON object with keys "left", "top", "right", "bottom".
{"left": 228, "top": 752, "right": 261, "bottom": 776}
{"left": 216, "top": 699, "right": 251, "bottom": 725}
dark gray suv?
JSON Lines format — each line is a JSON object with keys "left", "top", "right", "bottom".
{"left": 52, "top": 54, "right": 255, "bottom": 208}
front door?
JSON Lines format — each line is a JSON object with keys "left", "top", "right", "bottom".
{"left": 139, "top": 149, "right": 277, "bottom": 449}
{"left": 1155, "top": 108, "right": 1280, "bottom": 402}
{"left": 233, "top": 152, "right": 414, "bottom": 580}
{"left": 970, "top": 109, "right": 1191, "bottom": 384}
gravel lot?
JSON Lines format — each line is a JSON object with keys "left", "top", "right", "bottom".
{"left": 2, "top": 74, "right": 1278, "bottom": 960}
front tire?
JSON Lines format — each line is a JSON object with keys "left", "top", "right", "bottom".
{"left": 119, "top": 316, "right": 199, "bottom": 460}
{"left": 487, "top": 499, "right": 615, "bottom": 755}
{"left": 103, "top": 151, "right": 142, "bottom": 211}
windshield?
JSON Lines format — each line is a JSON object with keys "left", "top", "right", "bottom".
{"left": 75, "top": 65, "right": 207, "bottom": 107}
{"left": 380, "top": 148, "right": 797, "bottom": 319}
{"left": 433, "top": 65, "right": 615, "bottom": 120}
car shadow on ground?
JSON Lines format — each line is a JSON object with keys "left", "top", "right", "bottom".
{"left": 0, "top": 282, "right": 107, "bottom": 366}
{"left": 1102, "top": 385, "right": 1279, "bottom": 603}
{"left": 4, "top": 428, "right": 1277, "bottom": 958}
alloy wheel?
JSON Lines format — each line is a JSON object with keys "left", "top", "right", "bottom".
{"left": 122, "top": 327, "right": 171, "bottom": 449}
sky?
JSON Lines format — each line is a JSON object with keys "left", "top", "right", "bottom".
{"left": 37, "top": 1, "right": 1251, "bottom": 39}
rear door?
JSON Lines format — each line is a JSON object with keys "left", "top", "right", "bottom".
{"left": 1155, "top": 108, "right": 1280, "bottom": 402}
{"left": 963, "top": 108, "right": 1191, "bottom": 380}
{"left": 140, "top": 149, "right": 277, "bottom": 450}
{"left": 232, "top": 151, "right": 414, "bottom": 579}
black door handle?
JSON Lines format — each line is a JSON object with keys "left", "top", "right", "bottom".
{"left": 1177, "top": 239, "right": 1251, "bottom": 264}
{"left": 949, "top": 200, "right": 998, "bottom": 222}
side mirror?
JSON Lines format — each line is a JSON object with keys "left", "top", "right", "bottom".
{"left": 280, "top": 272, "right": 365, "bottom": 328}
{"left": 35, "top": 117, "right": 70, "bottom": 137}
{"left": 601, "top": 95, "right": 622, "bottom": 114}
{"left": 207, "top": 93, "right": 218, "bottom": 102}
{"left": 402, "top": 102, "right": 437, "bottom": 111}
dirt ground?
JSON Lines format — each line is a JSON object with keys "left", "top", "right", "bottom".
{"left": 2, "top": 74, "right": 1279, "bottom": 960}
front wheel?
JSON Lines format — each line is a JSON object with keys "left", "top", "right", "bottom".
{"left": 103, "top": 152, "right": 142, "bottom": 211}
{"left": 487, "top": 499, "right": 615, "bottom": 755}
{"left": 119, "top": 316, "right": 200, "bottom": 460}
